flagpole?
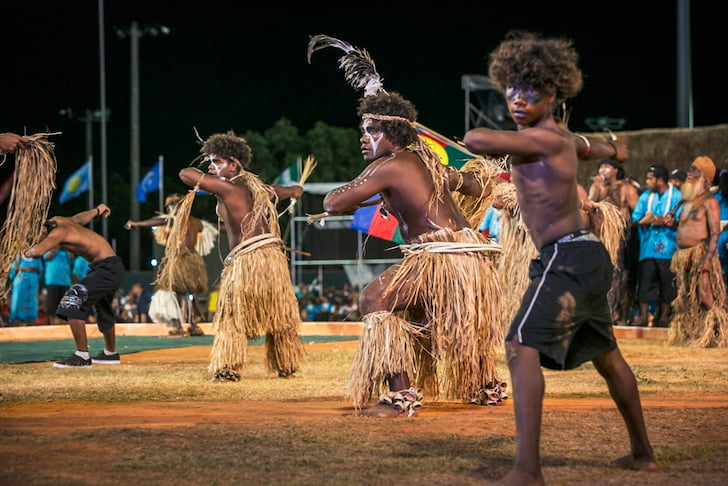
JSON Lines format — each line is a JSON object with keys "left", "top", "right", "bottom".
{"left": 88, "top": 157, "right": 95, "bottom": 231}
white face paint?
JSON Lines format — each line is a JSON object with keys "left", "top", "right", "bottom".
{"left": 207, "top": 154, "right": 229, "bottom": 177}
{"left": 362, "top": 119, "right": 383, "bottom": 155}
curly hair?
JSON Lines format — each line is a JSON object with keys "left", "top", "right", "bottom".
{"left": 488, "top": 30, "right": 583, "bottom": 106}
{"left": 356, "top": 92, "right": 419, "bottom": 148}
{"left": 200, "top": 130, "right": 253, "bottom": 168}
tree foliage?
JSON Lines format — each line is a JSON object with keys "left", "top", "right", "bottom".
{"left": 117, "top": 117, "right": 362, "bottom": 269}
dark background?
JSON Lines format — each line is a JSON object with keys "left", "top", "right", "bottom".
{"left": 1, "top": 1, "right": 721, "bottom": 284}
{"left": 3, "top": 2, "right": 720, "bottom": 184}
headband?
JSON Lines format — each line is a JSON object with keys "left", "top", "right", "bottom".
{"left": 362, "top": 113, "right": 416, "bottom": 126}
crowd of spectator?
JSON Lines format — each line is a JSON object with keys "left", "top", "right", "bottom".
{"left": 295, "top": 282, "right": 361, "bottom": 322}
{"left": 480, "top": 156, "right": 728, "bottom": 330}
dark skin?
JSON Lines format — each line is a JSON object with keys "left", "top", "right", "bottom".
{"left": 587, "top": 162, "right": 639, "bottom": 223}
{"left": 179, "top": 158, "right": 302, "bottom": 251}
{"left": 0, "top": 132, "right": 29, "bottom": 153}
{"left": 464, "top": 85, "right": 656, "bottom": 484}
{"left": 667, "top": 166, "right": 721, "bottom": 308}
{"left": 324, "top": 118, "right": 483, "bottom": 412}
{"left": 25, "top": 204, "right": 116, "bottom": 353}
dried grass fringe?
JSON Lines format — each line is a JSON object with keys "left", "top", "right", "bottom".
{"left": 208, "top": 241, "right": 302, "bottom": 375}
{"left": 591, "top": 200, "right": 631, "bottom": 323}
{"left": 154, "top": 190, "right": 200, "bottom": 292}
{"left": 451, "top": 156, "right": 505, "bottom": 228}
{"left": 0, "top": 133, "right": 58, "bottom": 302}
{"left": 669, "top": 247, "right": 728, "bottom": 347}
{"left": 148, "top": 289, "right": 182, "bottom": 323}
{"left": 362, "top": 227, "right": 504, "bottom": 402}
{"left": 592, "top": 200, "right": 627, "bottom": 267}
{"left": 232, "top": 170, "right": 280, "bottom": 237}
{"left": 347, "top": 311, "right": 425, "bottom": 409}
{"left": 265, "top": 329, "right": 305, "bottom": 375}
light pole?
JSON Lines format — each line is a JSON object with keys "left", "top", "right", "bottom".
{"left": 59, "top": 107, "right": 110, "bottom": 230}
{"left": 115, "top": 21, "right": 170, "bottom": 271}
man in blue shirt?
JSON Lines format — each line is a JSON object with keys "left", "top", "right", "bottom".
{"left": 632, "top": 164, "right": 683, "bottom": 327}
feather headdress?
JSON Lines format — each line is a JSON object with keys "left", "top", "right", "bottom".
{"left": 307, "top": 34, "right": 385, "bottom": 96}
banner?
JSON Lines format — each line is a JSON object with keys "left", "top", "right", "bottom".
{"left": 136, "top": 160, "right": 162, "bottom": 203}
{"left": 59, "top": 161, "right": 91, "bottom": 204}
{"left": 350, "top": 123, "right": 475, "bottom": 242}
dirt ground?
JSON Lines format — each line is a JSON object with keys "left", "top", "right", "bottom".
{"left": 1, "top": 341, "right": 727, "bottom": 485}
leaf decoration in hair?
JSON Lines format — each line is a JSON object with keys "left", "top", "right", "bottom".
{"left": 307, "top": 34, "right": 385, "bottom": 96}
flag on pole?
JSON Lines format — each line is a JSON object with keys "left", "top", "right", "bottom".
{"left": 414, "top": 122, "right": 476, "bottom": 169}
{"left": 350, "top": 123, "right": 475, "bottom": 242}
{"left": 351, "top": 198, "right": 404, "bottom": 244}
{"left": 0, "top": 170, "right": 14, "bottom": 205}
{"left": 59, "top": 161, "right": 91, "bottom": 204}
{"left": 272, "top": 160, "right": 299, "bottom": 185}
{"left": 136, "top": 160, "right": 162, "bottom": 203}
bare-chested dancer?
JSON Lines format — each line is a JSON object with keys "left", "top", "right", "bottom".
{"left": 667, "top": 155, "right": 728, "bottom": 347}
{"left": 324, "top": 91, "right": 504, "bottom": 416}
{"left": 463, "top": 31, "right": 657, "bottom": 484}
{"left": 26, "top": 204, "right": 125, "bottom": 367}
{"left": 179, "top": 131, "right": 304, "bottom": 381}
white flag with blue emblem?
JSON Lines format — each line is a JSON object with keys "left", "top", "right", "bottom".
{"left": 136, "top": 160, "right": 162, "bottom": 203}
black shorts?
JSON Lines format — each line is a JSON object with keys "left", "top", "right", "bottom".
{"left": 636, "top": 258, "right": 677, "bottom": 303}
{"left": 506, "top": 231, "right": 617, "bottom": 370}
{"left": 56, "top": 256, "right": 124, "bottom": 332}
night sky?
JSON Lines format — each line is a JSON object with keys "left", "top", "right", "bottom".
{"left": 2, "top": 1, "right": 721, "bottom": 198}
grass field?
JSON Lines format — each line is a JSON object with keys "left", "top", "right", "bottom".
{"left": 1, "top": 338, "right": 727, "bottom": 485}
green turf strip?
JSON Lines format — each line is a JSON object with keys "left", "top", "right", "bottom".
{"left": 0, "top": 335, "right": 358, "bottom": 364}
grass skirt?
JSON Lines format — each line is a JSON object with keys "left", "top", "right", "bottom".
{"left": 347, "top": 227, "right": 504, "bottom": 408}
{"left": 208, "top": 236, "right": 304, "bottom": 376}
{"left": 155, "top": 248, "right": 208, "bottom": 296}
{"left": 669, "top": 247, "right": 728, "bottom": 347}
{"left": 148, "top": 289, "right": 182, "bottom": 323}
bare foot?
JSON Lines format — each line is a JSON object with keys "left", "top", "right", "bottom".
{"left": 493, "top": 470, "right": 545, "bottom": 485}
{"left": 357, "top": 403, "right": 410, "bottom": 418}
{"left": 609, "top": 454, "right": 658, "bottom": 471}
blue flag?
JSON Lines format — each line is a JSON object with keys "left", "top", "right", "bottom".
{"left": 59, "top": 161, "right": 91, "bottom": 204}
{"left": 136, "top": 160, "right": 162, "bottom": 203}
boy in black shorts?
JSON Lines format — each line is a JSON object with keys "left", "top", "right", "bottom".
{"left": 25, "top": 204, "right": 125, "bottom": 367}
{"left": 464, "top": 31, "right": 657, "bottom": 484}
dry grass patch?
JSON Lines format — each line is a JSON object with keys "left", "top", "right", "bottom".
{"left": 1, "top": 339, "right": 727, "bottom": 485}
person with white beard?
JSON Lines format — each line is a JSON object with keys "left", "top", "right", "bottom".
{"left": 666, "top": 156, "right": 728, "bottom": 347}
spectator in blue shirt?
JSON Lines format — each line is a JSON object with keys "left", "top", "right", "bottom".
{"left": 632, "top": 164, "right": 683, "bottom": 327}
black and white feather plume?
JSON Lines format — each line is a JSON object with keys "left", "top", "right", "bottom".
{"left": 307, "top": 34, "right": 385, "bottom": 96}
